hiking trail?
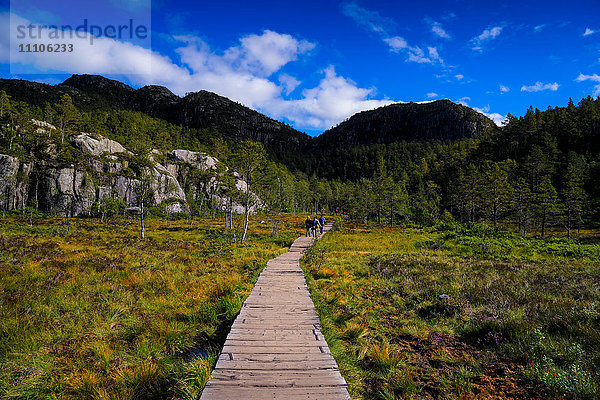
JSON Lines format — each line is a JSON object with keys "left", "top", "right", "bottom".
{"left": 200, "top": 223, "right": 350, "bottom": 399}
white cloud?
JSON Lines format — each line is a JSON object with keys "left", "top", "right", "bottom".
{"left": 383, "top": 37, "right": 443, "bottom": 65}
{"left": 455, "top": 74, "right": 464, "bottom": 80}
{"left": 470, "top": 26, "right": 503, "bottom": 51}
{"left": 427, "top": 47, "right": 443, "bottom": 63}
{"left": 4, "top": 13, "right": 399, "bottom": 131}
{"left": 500, "top": 84, "right": 510, "bottom": 93}
{"left": 534, "top": 24, "right": 547, "bottom": 32}
{"left": 583, "top": 28, "right": 596, "bottom": 37}
{"left": 403, "top": 46, "right": 443, "bottom": 64}
{"left": 231, "top": 30, "right": 315, "bottom": 76}
{"left": 575, "top": 73, "right": 600, "bottom": 96}
{"left": 520, "top": 81, "right": 559, "bottom": 92}
{"left": 267, "top": 66, "right": 394, "bottom": 129}
{"left": 427, "top": 92, "right": 438, "bottom": 98}
{"left": 341, "top": 2, "right": 393, "bottom": 34}
{"left": 477, "top": 109, "right": 507, "bottom": 125}
{"left": 407, "top": 47, "right": 430, "bottom": 63}
{"left": 431, "top": 21, "right": 451, "bottom": 39}
{"left": 278, "top": 74, "right": 301, "bottom": 95}
{"left": 454, "top": 97, "right": 506, "bottom": 125}
{"left": 342, "top": 5, "right": 443, "bottom": 66}
{"left": 383, "top": 36, "right": 408, "bottom": 52}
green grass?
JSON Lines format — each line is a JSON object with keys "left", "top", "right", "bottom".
{"left": 0, "top": 214, "right": 304, "bottom": 399}
{"left": 302, "top": 222, "right": 600, "bottom": 399}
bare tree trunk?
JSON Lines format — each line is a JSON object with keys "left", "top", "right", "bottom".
{"left": 241, "top": 191, "right": 250, "bottom": 244}
{"left": 35, "top": 177, "right": 39, "bottom": 211}
{"left": 140, "top": 202, "right": 145, "bottom": 239}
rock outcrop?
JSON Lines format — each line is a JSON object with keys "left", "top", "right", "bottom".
{"left": 0, "top": 132, "right": 258, "bottom": 216}
{"left": 73, "top": 134, "right": 128, "bottom": 156}
{"left": 0, "top": 154, "right": 32, "bottom": 210}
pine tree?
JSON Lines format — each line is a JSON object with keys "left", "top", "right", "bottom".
{"left": 480, "top": 161, "right": 513, "bottom": 227}
{"left": 55, "top": 94, "right": 79, "bottom": 145}
{"left": 561, "top": 152, "right": 586, "bottom": 238}
{"left": 0, "top": 90, "right": 10, "bottom": 118}
{"left": 512, "top": 177, "right": 533, "bottom": 235}
{"left": 535, "top": 176, "right": 560, "bottom": 237}
{"left": 373, "top": 155, "right": 393, "bottom": 224}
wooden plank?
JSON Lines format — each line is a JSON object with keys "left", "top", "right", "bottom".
{"left": 201, "top": 386, "right": 351, "bottom": 400}
{"left": 221, "top": 345, "right": 330, "bottom": 354}
{"left": 200, "top": 224, "right": 349, "bottom": 399}
{"left": 209, "top": 370, "right": 347, "bottom": 385}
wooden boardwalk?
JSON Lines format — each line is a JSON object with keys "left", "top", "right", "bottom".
{"left": 200, "top": 223, "right": 350, "bottom": 399}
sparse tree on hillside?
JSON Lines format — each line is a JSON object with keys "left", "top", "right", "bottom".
{"left": 0, "top": 90, "right": 10, "bottom": 118}
{"left": 55, "top": 94, "right": 79, "bottom": 145}
{"left": 233, "top": 140, "right": 267, "bottom": 244}
{"left": 131, "top": 152, "right": 155, "bottom": 239}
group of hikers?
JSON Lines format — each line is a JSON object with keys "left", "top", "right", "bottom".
{"left": 305, "top": 216, "right": 326, "bottom": 237}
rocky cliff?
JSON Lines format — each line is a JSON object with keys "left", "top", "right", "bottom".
{"left": 0, "top": 124, "right": 257, "bottom": 217}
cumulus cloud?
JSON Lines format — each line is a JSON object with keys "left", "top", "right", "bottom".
{"left": 500, "top": 84, "right": 510, "bottom": 93}
{"left": 231, "top": 30, "right": 315, "bottom": 76}
{"left": 453, "top": 97, "right": 506, "bottom": 125}
{"left": 267, "top": 66, "right": 394, "bottom": 129}
{"left": 7, "top": 13, "right": 158, "bottom": 75}
{"left": 583, "top": 28, "right": 596, "bottom": 37}
{"left": 455, "top": 98, "right": 506, "bottom": 125}
{"left": 478, "top": 109, "right": 507, "bottom": 125}
{"left": 278, "top": 74, "right": 301, "bottom": 95}
{"left": 470, "top": 26, "right": 502, "bottom": 51}
{"left": 4, "top": 12, "right": 396, "bottom": 131}
{"left": 455, "top": 74, "right": 464, "bottom": 80}
{"left": 575, "top": 73, "right": 600, "bottom": 96}
{"left": 534, "top": 24, "right": 547, "bottom": 32}
{"left": 427, "top": 92, "right": 438, "bottom": 98}
{"left": 520, "top": 81, "right": 559, "bottom": 92}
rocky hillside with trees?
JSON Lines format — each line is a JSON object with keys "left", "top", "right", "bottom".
{"left": 1, "top": 75, "right": 599, "bottom": 238}
{"left": 0, "top": 75, "right": 311, "bottom": 169}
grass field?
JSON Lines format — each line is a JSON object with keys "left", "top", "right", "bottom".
{"left": 0, "top": 214, "right": 303, "bottom": 399}
{"left": 302, "top": 221, "right": 600, "bottom": 399}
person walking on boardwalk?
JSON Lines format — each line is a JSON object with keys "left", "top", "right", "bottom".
{"left": 319, "top": 216, "right": 326, "bottom": 234}
{"left": 305, "top": 216, "right": 313, "bottom": 237}
{"left": 312, "top": 217, "right": 320, "bottom": 237}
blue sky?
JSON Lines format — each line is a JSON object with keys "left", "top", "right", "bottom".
{"left": 1, "top": 0, "right": 600, "bottom": 135}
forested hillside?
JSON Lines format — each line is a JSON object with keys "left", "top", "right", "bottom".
{"left": 0, "top": 75, "right": 599, "bottom": 237}
{"left": 0, "top": 75, "right": 311, "bottom": 169}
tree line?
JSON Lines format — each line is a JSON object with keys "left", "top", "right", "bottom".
{"left": 1, "top": 90, "right": 598, "bottom": 238}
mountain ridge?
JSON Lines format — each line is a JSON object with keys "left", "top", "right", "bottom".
{"left": 0, "top": 74, "right": 495, "bottom": 141}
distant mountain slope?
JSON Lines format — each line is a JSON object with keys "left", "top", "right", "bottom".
{"left": 317, "top": 100, "right": 495, "bottom": 147}
{"left": 0, "top": 75, "right": 311, "bottom": 166}
{"left": 0, "top": 75, "right": 496, "bottom": 178}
